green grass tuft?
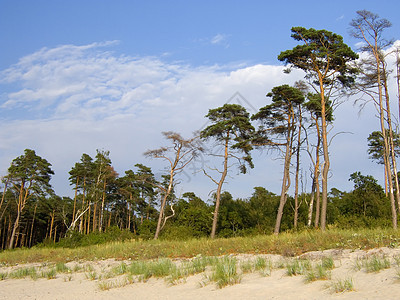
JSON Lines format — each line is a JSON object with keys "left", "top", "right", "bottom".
{"left": 9, "top": 267, "right": 37, "bottom": 279}
{"left": 365, "top": 255, "right": 391, "bottom": 273}
{"left": 330, "top": 277, "right": 355, "bottom": 293}
{"left": 204, "top": 256, "right": 241, "bottom": 288}
{"left": 286, "top": 259, "right": 311, "bottom": 276}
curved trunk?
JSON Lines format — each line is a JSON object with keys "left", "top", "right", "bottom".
{"left": 210, "top": 138, "right": 229, "bottom": 238}
{"left": 274, "top": 116, "right": 294, "bottom": 234}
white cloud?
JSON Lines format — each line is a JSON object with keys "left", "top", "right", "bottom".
{"left": 210, "top": 34, "right": 230, "bottom": 48}
{"left": 0, "top": 41, "right": 396, "bottom": 201}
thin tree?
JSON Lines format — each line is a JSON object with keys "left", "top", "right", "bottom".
{"left": 252, "top": 85, "right": 305, "bottom": 234}
{"left": 145, "top": 132, "right": 201, "bottom": 239}
{"left": 201, "top": 104, "right": 255, "bottom": 238}
{"left": 350, "top": 10, "right": 398, "bottom": 227}
{"left": 278, "top": 27, "right": 358, "bottom": 230}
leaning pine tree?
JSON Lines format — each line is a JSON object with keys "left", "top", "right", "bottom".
{"left": 200, "top": 104, "right": 255, "bottom": 238}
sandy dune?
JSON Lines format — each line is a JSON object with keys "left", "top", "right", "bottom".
{"left": 2, "top": 247, "right": 400, "bottom": 299}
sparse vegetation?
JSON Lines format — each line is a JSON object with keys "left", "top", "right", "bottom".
{"left": 330, "top": 277, "right": 355, "bottom": 293}
{"left": 286, "top": 259, "right": 311, "bottom": 276}
{"left": 204, "top": 256, "right": 241, "bottom": 288}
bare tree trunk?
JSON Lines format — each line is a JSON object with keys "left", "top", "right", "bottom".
{"left": 154, "top": 167, "right": 176, "bottom": 239}
{"left": 9, "top": 184, "right": 27, "bottom": 249}
{"left": 319, "top": 81, "right": 330, "bottom": 231}
{"left": 307, "top": 175, "right": 315, "bottom": 227}
{"left": 293, "top": 107, "right": 303, "bottom": 229}
{"left": 210, "top": 139, "right": 229, "bottom": 239}
{"left": 8, "top": 210, "right": 20, "bottom": 249}
{"left": 49, "top": 210, "right": 55, "bottom": 240}
{"left": 382, "top": 62, "right": 400, "bottom": 212}
{"left": 274, "top": 123, "right": 294, "bottom": 234}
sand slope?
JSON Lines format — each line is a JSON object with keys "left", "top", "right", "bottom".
{"left": 2, "top": 247, "right": 400, "bottom": 299}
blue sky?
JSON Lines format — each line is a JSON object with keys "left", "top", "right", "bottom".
{"left": 1, "top": 0, "right": 400, "bottom": 200}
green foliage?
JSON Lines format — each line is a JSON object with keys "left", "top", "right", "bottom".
{"left": 367, "top": 130, "right": 400, "bottom": 165}
{"left": 201, "top": 103, "right": 255, "bottom": 172}
{"left": 55, "top": 226, "right": 135, "bottom": 248}
{"left": 278, "top": 27, "right": 358, "bottom": 86}
{"left": 137, "top": 219, "right": 157, "bottom": 240}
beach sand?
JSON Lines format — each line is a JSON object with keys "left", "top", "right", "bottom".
{"left": 2, "top": 247, "right": 400, "bottom": 299}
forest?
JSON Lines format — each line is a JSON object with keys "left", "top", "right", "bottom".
{"left": 1, "top": 10, "right": 400, "bottom": 250}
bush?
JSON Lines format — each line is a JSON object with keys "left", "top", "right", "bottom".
{"left": 54, "top": 226, "right": 135, "bottom": 248}
{"left": 334, "top": 215, "right": 392, "bottom": 229}
{"left": 137, "top": 219, "right": 157, "bottom": 240}
{"left": 160, "top": 225, "right": 203, "bottom": 240}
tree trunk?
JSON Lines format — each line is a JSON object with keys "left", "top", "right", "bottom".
{"left": 8, "top": 210, "right": 20, "bottom": 249}
{"left": 99, "top": 179, "right": 107, "bottom": 232}
{"left": 382, "top": 63, "right": 400, "bottom": 212}
{"left": 92, "top": 202, "right": 97, "bottom": 232}
{"left": 293, "top": 106, "right": 302, "bottom": 229}
{"left": 210, "top": 138, "right": 229, "bottom": 239}
{"left": 375, "top": 52, "right": 397, "bottom": 228}
{"left": 319, "top": 77, "right": 329, "bottom": 231}
{"left": 274, "top": 121, "right": 294, "bottom": 234}
{"left": 307, "top": 175, "right": 315, "bottom": 227}
{"left": 29, "top": 204, "right": 37, "bottom": 247}
{"left": 49, "top": 210, "right": 55, "bottom": 240}
{"left": 79, "top": 177, "right": 86, "bottom": 233}
{"left": 154, "top": 163, "right": 177, "bottom": 239}
{"left": 8, "top": 183, "right": 27, "bottom": 249}
{"left": 72, "top": 176, "right": 79, "bottom": 226}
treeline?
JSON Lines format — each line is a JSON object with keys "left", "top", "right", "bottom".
{"left": 1, "top": 10, "right": 400, "bottom": 249}
{"left": 0, "top": 146, "right": 392, "bottom": 249}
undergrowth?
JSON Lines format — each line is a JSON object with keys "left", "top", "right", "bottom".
{"left": 1, "top": 228, "right": 400, "bottom": 265}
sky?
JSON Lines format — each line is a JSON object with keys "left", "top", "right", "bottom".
{"left": 1, "top": 0, "right": 400, "bottom": 201}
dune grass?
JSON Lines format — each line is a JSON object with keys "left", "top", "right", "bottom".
{"left": 1, "top": 228, "right": 400, "bottom": 265}
{"left": 329, "top": 277, "right": 355, "bottom": 293}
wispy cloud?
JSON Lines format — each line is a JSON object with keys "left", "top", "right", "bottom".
{"left": 210, "top": 33, "right": 230, "bottom": 48}
{"left": 336, "top": 15, "right": 345, "bottom": 21}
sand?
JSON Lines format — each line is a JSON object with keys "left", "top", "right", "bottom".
{"left": 2, "top": 247, "right": 400, "bottom": 299}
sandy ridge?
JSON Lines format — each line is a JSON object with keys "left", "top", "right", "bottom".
{"left": 1, "top": 247, "right": 400, "bottom": 299}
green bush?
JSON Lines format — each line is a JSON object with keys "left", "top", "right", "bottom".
{"left": 160, "top": 225, "right": 203, "bottom": 240}
{"left": 53, "top": 226, "right": 135, "bottom": 248}
{"left": 334, "top": 215, "right": 392, "bottom": 229}
{"left": 137, "top": 220, "right": 157, "bottom": 240}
